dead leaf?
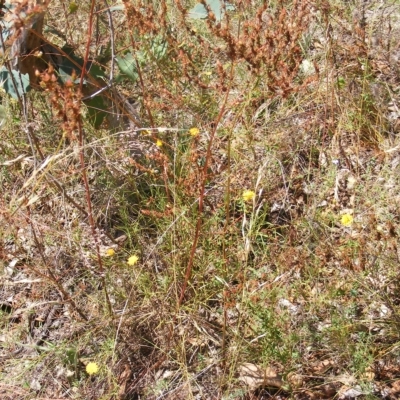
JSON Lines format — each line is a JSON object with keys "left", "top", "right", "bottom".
{"left": 238, "top": 363, "right": 283, "bottom": 390}
{"left": 320, "top": 383, "right": 340, "bottom": 398}
{"left": 303, "top": 384, "right": 339, "bottom": 400}
{"left": 118, "top": 364, "right": 131, "bottom": 399}
{"left": 287, "top": 372, "right": 303, "bottom": 389}
{"left": 338, "top": 385, "right": 363, "bottom": 399}
{"left": 187, "top": 337, "right": 206, "bottom": 347}
{"left": 362, "top": 368, "right": 375, "bottom": 381}
{"left": 311, "top": 359, "right": 335, "bottom": 374}
{"left": 334, "top": 373, "right": 356, "bottom": 386}
{"left": 390, "top": 380, "right": 400, "bottom": 397}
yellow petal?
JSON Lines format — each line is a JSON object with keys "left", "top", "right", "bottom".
{"left": 189, "top": 127, "right": 200, "bottom": 137}
{"left": 86, "top": 362, "right": 99, "bottom": 375}
{"left": 341, "top": 214, "right": 354, "bottom": 227}
{"left": 242, "top": 190, "right": 255, "bottom": 202}
{"left": 106, "top": 248, "right": 115, "bottom": 256}
{"left": 127, "top": 255, "right": 139, "bottom": 266}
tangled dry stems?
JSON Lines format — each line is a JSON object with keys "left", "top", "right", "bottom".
{"left": 1, "top": 0, "right": 400, "bottom": 399}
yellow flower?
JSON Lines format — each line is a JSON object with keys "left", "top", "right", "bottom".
{"left": 86, "top": 362, "right": 99, "bottom": 375}
{"left": 189, "top": 127, "right": 200, "bottom": 137}
{"left": 242, "top": 190, "right": 255, "bottom": 202}
{"left": 341, "top": 213, "right": 354, "bottom": 227}
{"left": 127, "top": 255, "right": 139, "bottom": 266}
{"left": 141, "top": 130, "right": 151, "bottom": 136}
{"left": 156, "top": 139, "right": 163, "bottom": 147}
{"left": 105, "top": 248, "right": 115, "bottom": 257}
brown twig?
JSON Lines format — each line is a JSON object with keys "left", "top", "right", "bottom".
{"left": 77, "top": 0, "right": 113, "bottom": 316}
{"left": 178, "top": 63, "right": 234, "bottom": 306}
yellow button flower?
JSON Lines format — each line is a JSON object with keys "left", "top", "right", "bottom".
{"left": 242, "top": 190, "right": 255, "bottom": 202}
{"left": 189, "top": 127, "right": 200, "bottom": 137}
{"left": 127, "top": 255, "right": 139, "bottom": 266}
{"left": 105, "top": 248, "right": 115, "bottom": 256}
{"left": 156, "top": 139, "right": 163, "bottom": 147}
{"left": 341, "top": 214, "right": 354, "bottom": 227}
{"left": 86, "top": 362, "right": 99, "bottom": 375}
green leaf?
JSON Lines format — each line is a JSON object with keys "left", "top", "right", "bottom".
{"left": 149, "top": 36, "right": 168, "bottom": 60}
{"left": 337, "top": 76, "right": 346, "bottom": 90}
{"left": 87, "top": 63, "right": 106, "bottom": 81}
{"left": 85, "top": 96, "right": 108, "bottom": 128}
{"left": 57, "top": 45, "right": 84, "bottom": 84}
{"left": 47, "top": 45, "right": 105, "bottom": 84}
{"left": 189, "top": 0, "right": 235, "bottom": 22}
{"left": 116, "top": 37, "right": 167, "bottom": 83}
{"left": 116, "top": 53, "right": 138, "bottom": 83}
{"left": 0, "top": 67, "right": 31, "bottom": 99}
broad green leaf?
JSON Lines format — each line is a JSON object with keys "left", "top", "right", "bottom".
{"left": 85, "top": 96, "right": 107, "bottom": 128}
{"left": 189, "top": 0, "right": 235, "bottom": 21}
{"left": 56, "top": 45, "right": 105, "bottom": 84}
{"left": 116, "top": 53, "right": 138, "bottom": 83}
{"left": 87, "top": 63, "right": 106, "bottom": 81}
{"left": 0, "top": 67, "right": 31, "bottom": 99}
{"left": 58, "top": 45, "right": 84, "bottom": 84}
{"left": 149, "top": 36, "right": 168, "bottom": 60}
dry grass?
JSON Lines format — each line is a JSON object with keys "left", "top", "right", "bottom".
{"left": 2, "top": 0, "right": 400, "bottom": 399}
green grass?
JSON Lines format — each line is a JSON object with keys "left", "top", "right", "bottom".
{"left": 1, "top": 0, "right": 400, "bottom": 399}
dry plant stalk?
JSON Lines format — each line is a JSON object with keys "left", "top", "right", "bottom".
{"left": 122, "top": 0, "right": 311, "bottom": 97}
{"left": 120, "top": 0, "right": 312, "bottom": 302}
{"left": 37, "top": 65, "right": 81, "bottom": 141}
